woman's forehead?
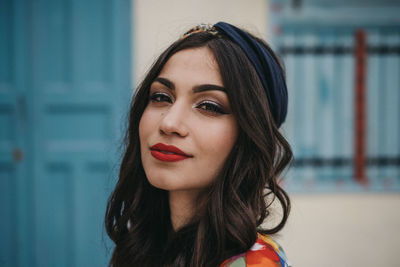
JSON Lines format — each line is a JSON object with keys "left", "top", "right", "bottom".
{"left": 159, "top": 47, "right": 223, "bottom": 86}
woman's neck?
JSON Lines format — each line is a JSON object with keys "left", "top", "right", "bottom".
{"left": 169, "top": 190, "right": 200, "bottom": 231}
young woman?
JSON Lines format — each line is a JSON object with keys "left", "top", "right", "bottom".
{"left": 105, "top": 22, "right": 293, "bottom": 267}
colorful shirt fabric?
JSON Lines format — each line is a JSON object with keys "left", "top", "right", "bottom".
{"left": 220, "top": 233, "right": 291, "bottom": 267}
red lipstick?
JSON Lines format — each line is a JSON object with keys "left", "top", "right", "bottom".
{"left": 150, "top": 143, "right": 192, "bottom": 162}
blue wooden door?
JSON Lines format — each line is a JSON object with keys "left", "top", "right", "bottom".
{"left": 0, "top": 0, "right": 131, "bottom": 266}
{"left": 0, "top": 0, "right": 31, "bottom": 265}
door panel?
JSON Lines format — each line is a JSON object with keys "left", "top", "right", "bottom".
{"left": 0, "top": 167, "right": 17, "bottom": 267}
{"left": 0, "top": 0, "right": 131, "bottom": 266}
{"left": 0, "top": 0, "right": 24, "bottom": 266}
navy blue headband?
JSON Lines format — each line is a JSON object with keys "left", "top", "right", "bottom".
{"left": 213, "top": 22, "right": 288, "bottom": 128}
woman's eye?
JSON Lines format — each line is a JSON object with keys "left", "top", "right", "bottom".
{"left": 150, "top": 92, "right": 172, "bottom": 103}
{"left": 197, "top": 101, "right": 227, "bottom": 115}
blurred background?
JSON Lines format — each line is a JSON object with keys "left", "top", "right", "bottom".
{"left": 1, "top": 0, "right": 399, "bottom": 266}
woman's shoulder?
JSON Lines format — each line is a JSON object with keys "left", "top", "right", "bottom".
{"left": 220, "top": 233, "right": 292, "bottom": 267}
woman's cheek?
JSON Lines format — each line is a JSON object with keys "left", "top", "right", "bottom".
{"left": 210, "top": 121, "right": 238, "bottom": 152}
{"left": 139, "top": 107, "right": 156, "bottom": 139}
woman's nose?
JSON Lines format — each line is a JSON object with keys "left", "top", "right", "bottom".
{"left": 159, "top": 102, "right": 189, "bottom": 137}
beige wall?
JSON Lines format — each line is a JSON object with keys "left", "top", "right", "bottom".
{"left": 278, "top": 194, "right": 400, "bottom": 267}
{"left": 132, "top": 1, "right": 400, "bottom": 266}
{"left": 133, "top": 0, "right": 268, "bottom": 86}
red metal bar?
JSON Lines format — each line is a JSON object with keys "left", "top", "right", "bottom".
{"left": 354, "top": 29, "right": 368, "bottom": 184}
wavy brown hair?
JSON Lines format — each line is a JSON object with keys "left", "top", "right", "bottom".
{"left": 105, "top": 29, "right": 293, "bottom": 267}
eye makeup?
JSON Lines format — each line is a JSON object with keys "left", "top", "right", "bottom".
{"left": 150, "top": 92, "right": 172, "bottom": 103}
{"left": 195, "top": 100, "right": 228, "bottom": 115}
{"left": 148, "top": 78, "right": 231, "bottom": 116}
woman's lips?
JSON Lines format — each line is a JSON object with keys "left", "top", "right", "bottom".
{"left": 150, "top": 143, "right": 192, "bottom": 162}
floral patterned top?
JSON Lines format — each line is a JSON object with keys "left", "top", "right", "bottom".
{"left": 220, "top": 233, "right": 292, "bottom": 267}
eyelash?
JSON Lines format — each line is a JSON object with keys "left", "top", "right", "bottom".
{"left": 197, "top": 101, "right": 227, "bottom": 115}
{"left": 150, "top": 92, "right": 172, "bottom": 103}
{"left": 149, "top": 92, "right": 227, "bottom": 115}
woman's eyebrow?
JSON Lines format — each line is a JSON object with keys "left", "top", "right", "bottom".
{"left": 154, "top": 77, "right": 174, "bottom": 90}
{"left": 154, "top": 77, "right": 226, "bottom": 93}
{"left": 193, "top": 84, "right": 226, "bottom": 93}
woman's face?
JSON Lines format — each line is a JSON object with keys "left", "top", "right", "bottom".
{"left": 139, "top": 47, "right": 238, "bottom": 194}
